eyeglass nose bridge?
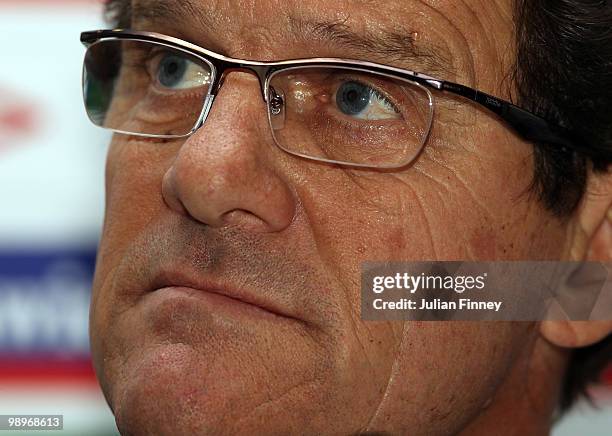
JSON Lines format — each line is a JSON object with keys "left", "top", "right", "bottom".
{"left": 194, "top": 63, "right": 282, "bottom": 132}
{"left": 211, "top": 64, "right": 270, "bottom": 100}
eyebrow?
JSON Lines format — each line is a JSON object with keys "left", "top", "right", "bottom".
{"left": 114, "top": 0, "right": 454, "bottom": 77}
{"left": 287, "top": 17, "right": 454, "bottom": 76}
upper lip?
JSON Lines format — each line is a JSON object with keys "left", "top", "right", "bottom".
{"left": 147, "top": 267, "right": 299, "bottom": 321}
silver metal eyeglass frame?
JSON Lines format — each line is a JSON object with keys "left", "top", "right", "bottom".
{"left": 81, "top": 29, "right": 577, "bottom": 169}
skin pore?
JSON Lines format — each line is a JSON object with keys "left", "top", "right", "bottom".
{"left": 90, "top": 0, "right": 612, "bottom": 434}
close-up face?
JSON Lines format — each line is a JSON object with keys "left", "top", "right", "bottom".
{"left": 87, "top": 0, "right": 610, "bottom": 434}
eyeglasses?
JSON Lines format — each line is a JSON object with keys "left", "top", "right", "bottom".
{"left": 80, "top": 29, "right": 575, "bottom": 169}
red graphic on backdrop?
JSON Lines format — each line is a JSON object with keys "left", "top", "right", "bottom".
{"left": 0, "top": 87, "right": 39, "bottom": 150}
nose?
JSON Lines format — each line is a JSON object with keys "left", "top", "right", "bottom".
{"left": 161, "top": 73, "right": 296, "bottom": 232}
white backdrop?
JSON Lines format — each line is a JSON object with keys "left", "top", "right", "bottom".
{"left": 0, "top": 1, "right": 116, "bottom": 435}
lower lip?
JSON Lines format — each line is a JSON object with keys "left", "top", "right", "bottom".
{"left": 146, "top": 286, "right": 291, "bottom": 322}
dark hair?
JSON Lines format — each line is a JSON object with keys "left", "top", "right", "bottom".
{"left": 103, "top": 0, "right": 611, "bottom": 410}
{"left": 512, "top": 0, "right": 612, "bottom": 411}
{"left": 513, "top": 0, "right": 612, "bottom": 215}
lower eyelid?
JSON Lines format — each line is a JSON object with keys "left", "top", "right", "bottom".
{"left": 311, "top": 108, "right": 409, "bottom": 149}
{"left": 321, "top": 101, "right": 404, "bottom": 125}
{"left": 150, "top": 85, "right": 207, "bottom": 98}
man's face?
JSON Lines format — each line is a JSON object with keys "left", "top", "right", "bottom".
{"left": 90, "top": 0, "right": 569, "bottom": 434}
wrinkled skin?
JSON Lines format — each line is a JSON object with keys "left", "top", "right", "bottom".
{"left": 89, "top": 0, "right": 611, "bottom": 434}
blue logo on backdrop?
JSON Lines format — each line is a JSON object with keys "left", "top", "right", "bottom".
{"left": 0, "top": 248, "right": 96, "bottom": 356}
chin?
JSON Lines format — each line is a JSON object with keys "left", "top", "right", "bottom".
{"left": 110, "top": 343, "right": 244, "bottom": 435}
{"left": 103, "top": 338, "right": 343, "bottom": 435}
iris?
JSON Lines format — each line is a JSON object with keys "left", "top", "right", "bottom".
{"left": 158, "top": 55, "right": 188, "bottom": 89}
{"left": 336, "top": 81, "right": 371, "bottom": 116}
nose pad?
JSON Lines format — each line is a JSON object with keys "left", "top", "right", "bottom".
{"left": 268, "top": 86, "right": 286, "bottom": 130}
{"left": 194, "top": 94, "right": 216, "bottom": 130}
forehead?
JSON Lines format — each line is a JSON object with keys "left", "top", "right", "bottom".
{"left": 130, "top": 0, "right": 511, "bottom": 23}
{"left": 128, "top": 0, "right": 514, "bottom": 85}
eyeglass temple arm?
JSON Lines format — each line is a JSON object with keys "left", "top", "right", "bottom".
{"left": 438, "top": 81, "right": 578, "bottom": 152}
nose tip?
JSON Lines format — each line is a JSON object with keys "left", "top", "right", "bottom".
{"left": 162, "top": 157, "right": 296, "bottom": 232}
{"left": 160, "top": 75, "right": 296, "bottom": 233}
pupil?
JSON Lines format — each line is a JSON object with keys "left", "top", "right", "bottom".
{"left": 336, "top": 81, "right": 370, "bottom": 115}
{"left": 166, "top": 62, "right": 178, "bottom": 74}
{"left": 158, "top": 55, "right": 187, "bottom": 88}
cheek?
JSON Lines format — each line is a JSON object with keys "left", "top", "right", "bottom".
{"left": 370, "top": 322, "right": 534, "bottom": 434}
{"left": 300, "top": 176, "right": 441, "bottom": 270}
{"left": 98, "top": 140, "right": 172, "bottom": 272}
{"left": 91, "top": 140, "right": 172, "bottom": 389}
{"left": 410, "top": 124, "right": 567, "bottom": 259}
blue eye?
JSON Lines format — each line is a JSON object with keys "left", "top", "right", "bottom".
{"left": 336, "top": 81, "right": 370, "bottom": 115}
{"left": 157, "top": 54, "right": 188, "bottom": 88}
{"left": 335, "top": 80, "right": 399, "bottom": 120}
{"left": 152, "top": 52, "right": 212, "bottom": 90}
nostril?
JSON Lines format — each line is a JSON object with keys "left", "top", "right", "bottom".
{"left": 221, "top": 209, "right": 269, "bottom": 232}
{"left": 161, "top": 168, "right": 188, "bottom": 216}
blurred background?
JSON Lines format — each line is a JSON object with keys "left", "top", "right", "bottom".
{"left": 0, "top": 1, "right": 114, "bottom": 434}
{"left": 0, "top": 1, "right": 609, "bottom": 435}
